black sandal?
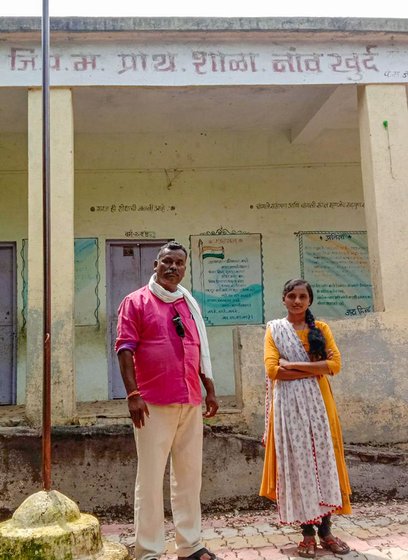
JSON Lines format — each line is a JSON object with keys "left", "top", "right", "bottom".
{"left": 178, "top": 547, "right": 218, "bottom": 560}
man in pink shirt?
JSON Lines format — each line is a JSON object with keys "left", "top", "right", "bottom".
{"left": 116, "top": 241, "right": 219, "bottom": 560}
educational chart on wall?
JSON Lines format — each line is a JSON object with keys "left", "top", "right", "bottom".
{"left": 297, "top": 231, "right": 373, "bottom": 319}
{"left": 74, "top": 238, "right": 100, "bottom": 326}
{"left": 190, "top": 233, "right": 264, "bottom": 326}
{"left": 21, "top": 238, "right": 100, "bottom": 327}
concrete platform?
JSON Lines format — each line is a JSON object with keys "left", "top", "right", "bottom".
{"left": 0, "top": 422, "right": 407, "bottom": 520}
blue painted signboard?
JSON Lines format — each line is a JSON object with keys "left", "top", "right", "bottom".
{"left": 298, "top": 231, "right": 373, "bottom": 318}
{"left": 190, "top": 234, "right": 264, "bottom": 326}
{"left": 22, "top": 238, "right": 99, "bottom": 327}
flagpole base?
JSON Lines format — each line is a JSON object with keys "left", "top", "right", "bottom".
{"left": 0, "top": 490, "right": 129, "bottom": 559}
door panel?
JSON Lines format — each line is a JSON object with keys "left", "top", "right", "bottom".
{"left": 107, "top": 241, "right": 166, "bottom": 399}
{"left": 0, "top": 245, "right": 16, "bottom": 404}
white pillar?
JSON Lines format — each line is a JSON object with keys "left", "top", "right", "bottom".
{"left": 358, "top": 84, "right": 408, "bottom": 312}
{"left": 26, "top": 88, "right": 76, "bottom": 426}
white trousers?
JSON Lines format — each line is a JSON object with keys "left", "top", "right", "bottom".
{"left": 134, "top": 404, "right": 204, "bottom": 560}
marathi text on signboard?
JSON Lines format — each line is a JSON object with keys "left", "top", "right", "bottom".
{"left": 2, "top": 42, "right": 408, "bottom": 86}
{"left": 190, "top": 234, "right": 264, "bottom": 326}
{"left": 297, "top": 231, "right": 373, "bottom": 319}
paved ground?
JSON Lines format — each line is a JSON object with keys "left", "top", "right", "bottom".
{"left": 101, "top": 501, "right": 408, "bottom": 559}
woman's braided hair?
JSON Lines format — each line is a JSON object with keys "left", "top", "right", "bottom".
{"left": 283, "top": 279, "right": 327, "bottom": 360}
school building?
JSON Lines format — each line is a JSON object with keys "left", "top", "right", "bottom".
{"left": 0, "top": 16, "right": 407, "bottom": 449}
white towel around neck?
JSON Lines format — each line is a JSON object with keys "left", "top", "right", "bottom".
{"left": 148, "top": 274, "right": 214, "bottom": 380}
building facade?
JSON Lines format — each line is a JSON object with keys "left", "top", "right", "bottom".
{"left": 0, "top": 17, "right": 407, "bottom": 438}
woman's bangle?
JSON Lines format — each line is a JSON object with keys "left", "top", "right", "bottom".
{"left": 127, "top": 389, "right": 141, "bottom": 400}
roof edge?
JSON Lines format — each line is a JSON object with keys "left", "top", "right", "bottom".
{"left": 1, "top": 16, "right": 408, "bottom": 34}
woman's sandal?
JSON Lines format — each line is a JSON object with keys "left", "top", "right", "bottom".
{"left": 297, "top": 536, "right": 317, "bottom": 558}
{"left": 320, "top": 535, "right": 351, "bottom": 555}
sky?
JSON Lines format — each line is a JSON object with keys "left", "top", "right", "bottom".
{"left": 0, "top": 0, "right": 407, "bottom": 19}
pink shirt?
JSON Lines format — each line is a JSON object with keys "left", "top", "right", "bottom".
{"left": 115, "top": 286, "right": 202, "bottom": 406}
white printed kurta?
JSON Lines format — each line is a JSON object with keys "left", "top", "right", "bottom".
{"left": 270, "top": 319, "right": 342, "bottom": 524}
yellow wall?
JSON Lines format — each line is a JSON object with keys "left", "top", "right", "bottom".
{"left": 0, "top": 133, "right": 28, "bottom": 404}
{"left": 74, "top": 127, "right": 366, "bottom": 399}
{"left": 237, "top": 311, "right": 408, "bottom": 444}
{"left": 358, "top": 85, "right": 408, "bottom": 312}
{"left": 0, "top": 124, "right": 367, "bottom": 403}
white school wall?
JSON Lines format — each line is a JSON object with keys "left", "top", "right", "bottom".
{"left": 73, "top": 123, "right": 365, "bottom": 401}
{"left": 0, "top": 90, "right": 366, "bottom": 403}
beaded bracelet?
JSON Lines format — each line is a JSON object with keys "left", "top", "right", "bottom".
{"left": 127, "top": 389, "right": 141, "bottom": 400}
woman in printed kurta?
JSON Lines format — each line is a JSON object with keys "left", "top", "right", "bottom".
{"left": 260, "top": 279, "right": 351, "bottom": 558}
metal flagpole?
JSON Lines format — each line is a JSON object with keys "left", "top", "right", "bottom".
{"left": 42, "top": 0, "right": 52, "bottom": 491}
